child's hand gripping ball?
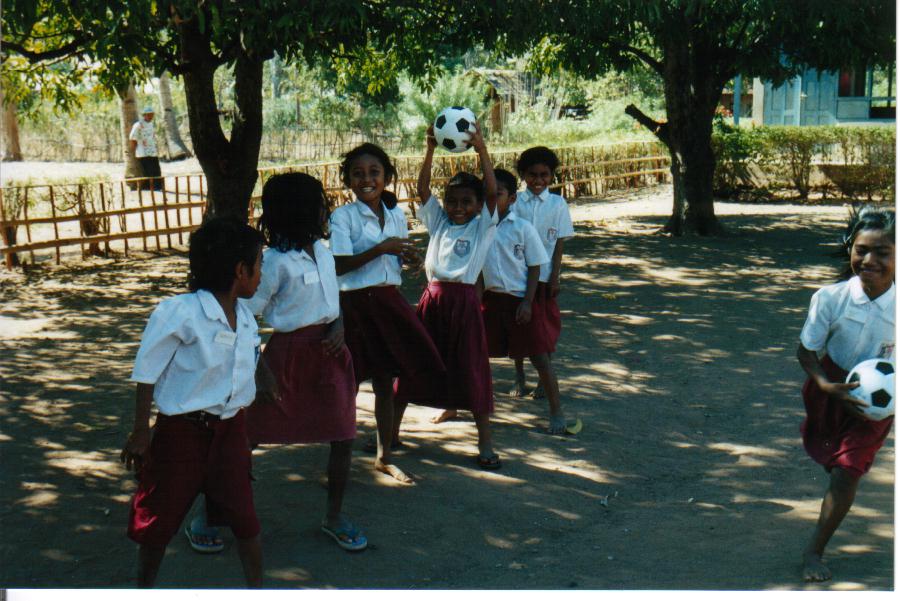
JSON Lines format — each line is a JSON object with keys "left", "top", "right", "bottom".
{"left": 433, "top": 106, "right": 477, "bottom": 153}
{"left": 845, "top": 358, "right": 895, "bottom": 421}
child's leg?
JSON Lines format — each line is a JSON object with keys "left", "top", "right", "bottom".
{"left": 137, "top": 543, "right": 167, "bottom": 588}
{"left": 802, "top": 467, "right": 861, "bottom": 582}
{"left": 372, "top": 374, "right": 413, "bottom": 484}
{"left": 511, "top": 358, "right": 528, "bottom": 397}
{"left": 529, "top": 353, "right": 565, "bottom": 434}
{"left": 531, "top": 353, "right": 552, "bottom": 399}
{"left": 235, "top": 535, "right": 263, "bottom": 588}
{"left": 430, "top": 408, "right": 458, "bottom": 423}
{"left": 473, "top": 411, "right": 500, "bottom": 468}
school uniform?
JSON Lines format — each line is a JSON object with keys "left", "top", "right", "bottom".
{"left": 481, "top": 211, "right": 552, "bottom": 359}
{"left": 329, "top": 198, "right": 444, "bottom": 384}
{"left": 127, "top": 289, "right": 261, "bottom": 546}
{"left": 395, "top": 197, "right": 498, "bottom": 414}
{"left": 513, "top": 189, "right": 575, "bottom": 345}
{"left": 244, "top": 242, "right": 356, "bottom": 444}
{"left": 799, "top": 276, "right": 895, "bottom": 477}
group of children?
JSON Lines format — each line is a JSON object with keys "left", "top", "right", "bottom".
{"left": 118, "top": 116, "right": 895, "bottom": 587}
{"left": 119, "top": 126, "right": 576, "bottom": 586}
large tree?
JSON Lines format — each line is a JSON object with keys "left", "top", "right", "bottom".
{"left": 509, "top": 0, "right": 895, "bottom": 234}
{"left": 2, "top": 0, "right": 503, "bottom": 220}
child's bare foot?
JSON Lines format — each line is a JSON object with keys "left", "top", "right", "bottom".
{"left": 430, "top": 409, "right": 458, "bottom": 424}
{"left": 547, "top": 414, "right": 567, "bottom": 435}
{"left": 374, "top": 459, "right": 415, "bottom": 485}
{"left": 802, "top": 551, "right": 832, "bottom": 582}
{"left": 531, "top": 383, "right": 546, "bottom": 399}
{"left": 509, "top": 381, "right": 529, "bottom": 398}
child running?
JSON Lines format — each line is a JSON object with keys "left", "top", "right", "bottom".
{"left": 243, "top": 172, "right": 366, "bottom": 551}
{"left": 510, "top": 147, "right": 574, "bottom": 403}
{"left": 394, "top": 123, "right": 502, "bottom": 470}
{"left": 797, "top": 205, "right": 895, "bottom": 582}
{"left": 330, "top": 143, "right": 445, "bottom": 485}
{"left": 121, "top": 217, "right": 268, "bottom": 588}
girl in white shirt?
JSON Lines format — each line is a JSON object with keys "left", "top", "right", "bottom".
{"left": 330, "top": 143, "right": 445, "bottom": 485}
{"left": 394, "top": 123, "right": 502, "bottom": 470}
{"left": 797, "top": 206, "right": 895, "bottom": 583}
{"left": 245, "top": 172, "right": 366, "bottom": 551}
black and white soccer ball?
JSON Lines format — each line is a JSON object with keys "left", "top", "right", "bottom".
{"left": 433, "top": 106, "right": 476, "bottom": 153}
{"left": 845, "top": 358, "right": 895, "bottom": 421}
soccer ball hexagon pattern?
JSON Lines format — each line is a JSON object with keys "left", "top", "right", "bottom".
{"left": 845, "top": 358, "right": 895, "bottom": 421}
{"left": 434, "top": 106, "right": 477, "bottom": 153}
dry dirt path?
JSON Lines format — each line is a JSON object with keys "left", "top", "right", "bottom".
{"left": 0, "top": 185, "right": 893, "bottom": 590}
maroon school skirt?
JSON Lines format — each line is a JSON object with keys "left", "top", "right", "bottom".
{"left": 536, "top": 282, "right": 562, "bottom": 346}
{"left": 340, "top": 285, "right": 445, "bottom": 384}
{"left": 801, "top": 355, "right": 894, "bottom": 477}
{"left": 128, "top": 410, "right": 259, "bottom": 545}
{"left": 395, "top": 281, "right": 494, "bottom": 414}
{"left": 482, "top": 290, "right": 555, "bottom": 359}
{"left": 247, "top": 324, "right": 357, "bottom": 444}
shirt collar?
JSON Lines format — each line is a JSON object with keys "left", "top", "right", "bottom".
{"left": 197, "top": 288, "right": 230, "bottom": 325}
{"left": 527, "top": 188, "right": 550, "bottom": 202}
{"left": 499, "top": 211, "right": 517, "bottom": 224}
{"left": 354, "top": 199, "right": 386, "bottom": 220}
{"left": 849, "top": 276, "right": 895, "bottom": 309}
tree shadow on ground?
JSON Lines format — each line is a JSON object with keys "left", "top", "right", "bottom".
{"left": 0, "top": 208, "right": 892, "bottom": 590}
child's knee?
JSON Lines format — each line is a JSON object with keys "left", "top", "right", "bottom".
{"left": 529, "top": 353, "right": 551, "bottom": 371}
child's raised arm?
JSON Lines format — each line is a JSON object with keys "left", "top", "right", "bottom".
{"left": 417, "top": 125, "right": 437, "bottom": 205}
{"left": 470, "top": 123, "right": 497, "bottom": 216}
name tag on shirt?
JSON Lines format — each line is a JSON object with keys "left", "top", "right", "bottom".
{"left": 304, "top": 270, "right": 320, "bottom": 285}
{"left": 214, "top": 330, "right": 237, "bottom": 347}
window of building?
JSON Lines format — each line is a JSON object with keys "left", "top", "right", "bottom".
{"left": 869, "top": 64, "right": 896, "bottom": 119}
{"left": 838, "top": 66, "right": 867, "bottom": 97}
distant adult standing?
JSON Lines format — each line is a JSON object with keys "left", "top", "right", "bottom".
{"left": 130, "top": 106, "right": 164, "bottom": 191}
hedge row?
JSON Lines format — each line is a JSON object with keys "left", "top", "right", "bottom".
{"left": 712, "top": 124, "right": 895, "bottom": 202}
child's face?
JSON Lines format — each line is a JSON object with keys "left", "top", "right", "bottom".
{"left": 348, "top": 154, "right": 388, "bottom": 205}
{"left": 444, "top": 187, "right": 481, "bottom": 225}
{"left": 522, "top": 163, "right": 553, "bottom": 195}
{"left": 851, "top": 228, "right": 895, "bottom": 299}
{"left": 236, "top": 248, "right": 263, "bottom": 299}
{"left": 496, "top": 183, "right": 515, "bottom": 214}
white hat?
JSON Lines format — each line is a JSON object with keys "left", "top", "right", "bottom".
{"left": 141, "top": 106, "right": 155, "bottom": 114}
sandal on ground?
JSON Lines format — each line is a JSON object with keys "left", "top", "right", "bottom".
{"left": 476, "top": 454, "right": 502, "bottom": 471}
{"left": 321, "top": 519, "right": 368, "bottom": 552}
{"left": 185, "top": 516, "right": 224, "bottom": 554}
{"left": 362, "top": 436, "right": 404, "bottom": 454}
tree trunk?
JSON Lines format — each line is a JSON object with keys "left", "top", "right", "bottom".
{"left": 117, "top": 83, "right": 144, "bottom": 188}
{"left": 179, "top": 18, "right": 263, "bottom": 221}
{"left": 157, "top": 72, "right": 192, "bottom": 160}
{"left": 0, "top": 85, "right": 23, "bottom": 161}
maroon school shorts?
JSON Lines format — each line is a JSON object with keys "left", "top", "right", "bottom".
{"left": 340, "top": 285, "right": 445, "bottom": 385}
{"left": 481, "top": 290, "right": 555, "bottom": 359}
{"left": 536, "top": 282, "right": 562, "bottom": 346}
{"left": 801, "top": 355, "right": 894, "bottom": 477}
{"left": 127, "top": 409, "right": 259, "bottom": 546}
{"left": 247, "top": 323, "right": 357, "bottom": 444}
{"left": 395, "top": 281, "right": 493, "bottom": 414}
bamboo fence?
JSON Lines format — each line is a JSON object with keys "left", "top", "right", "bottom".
{"left": 1, "top": 141, "right": 669, "bottom": 268}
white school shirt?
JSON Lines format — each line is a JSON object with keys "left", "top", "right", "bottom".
{"left": 128, "top": 119, "right": 158, "bottom": 158}
{"left": 513, "top": 189, "right": 575, "bottom": 282}
{"left": 244, "top": 241, "right": 340, "bottom": 331}
{"left": 800, "top": 276, "right": 895, "bottom": 371}
{"left": 482, "top": 212, "right": 550, "bottom": 297}
{"left": 130, "top": 289, "right": 261, "bottom": 418}
{"left": 329, "top": 199, "right": 407, "bottom": 291}
{"left": 420, "top": 195, "right": 498, "bottom": 284}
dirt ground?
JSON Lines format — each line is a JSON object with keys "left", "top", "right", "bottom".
{"left": 0, "top": 185, "right": 893, "bottom": 591}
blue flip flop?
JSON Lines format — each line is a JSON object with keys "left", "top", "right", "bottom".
{"left": 321, "top": 518, "right": 368, "bottom": 552}
{"left": 185, "top": 516, "right": 224, "bottom": 553}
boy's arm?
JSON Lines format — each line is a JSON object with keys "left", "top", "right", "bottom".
{"left": 418, "top": 125, "right": 437, "bottom": 205}
{"left": 549, "top": 238, "right": 566, "bottom": 297}
{"left": 470, "top": 123, "right": 497, "bottom": 216}
{"left": 121, "top": 383, "right": 154, "bottom": 472}
{"left": 796, "top": 344, "right": 865, "bottom": 414}
{"left": 516, "top": 264, "right": 541, "bottom": 324}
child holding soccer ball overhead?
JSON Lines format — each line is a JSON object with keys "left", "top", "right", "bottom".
{"left": 796, "top": 205, "right": 894, "bottom": 583}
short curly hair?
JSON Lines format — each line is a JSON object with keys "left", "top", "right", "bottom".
{"left": 494, "top": 168, "right": 518, "bottom": 196}
{"left": 188, "top": 217, "right": 264, "bottom": 293}
{"left": 516, "top": 146, "right": 560, "bottom": 174}
{"left": 445, "top": 172, "right": 483, "bottom": 203}
{"left": 258, "top": 172, "right": 330, "bottom": 252}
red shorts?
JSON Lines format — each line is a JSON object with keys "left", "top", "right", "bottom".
{"left": 247, "top": 324, "right": 357, "bottom": 444}
{"left": 127, "top": 409, "right": 259, "bottom": 546}
{"left": 481, "top": 290, "right": 555, "bottom": 359}
{"left": 536, "top": 282, "right": 562, "bottom": 346}
{"left": 340, "top": 286, "right": 445, "bottom": 385}
{"left": 801, "top": 355, "right": 894, "bottom": 477}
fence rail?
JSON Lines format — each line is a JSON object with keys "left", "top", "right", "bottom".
{"left": 0, "top": 142, "right": 670, "bottom": 268}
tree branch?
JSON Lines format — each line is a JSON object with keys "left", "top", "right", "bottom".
{"left": 1, "top": 35, "right": 92, "bottom": 62}
{"left": 624, "top": 103, "right": 670, "bottom": 147}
